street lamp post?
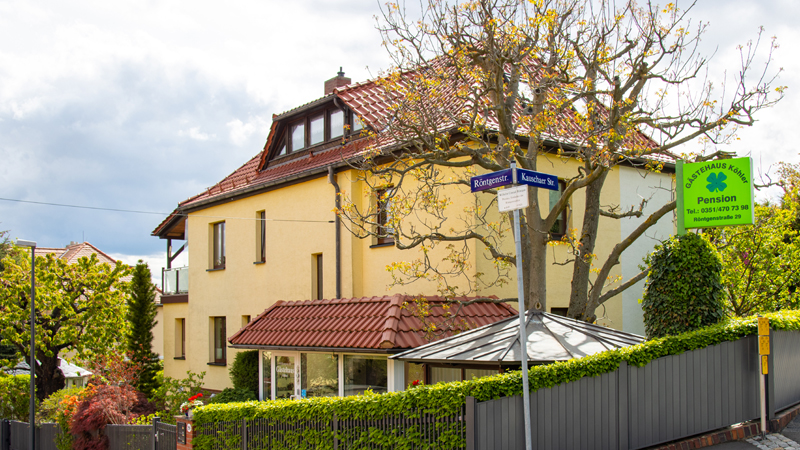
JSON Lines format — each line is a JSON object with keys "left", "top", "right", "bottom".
{"left": 16, "top": 239, "right": 36, "bottom": 450}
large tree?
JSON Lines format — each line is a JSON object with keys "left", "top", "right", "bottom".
{"left": 0, "top": 248, "right": 131, "bottom": 401}
{"left": 126, "top": 261, "right": 160, "bottom": 398}
{"left": 708, "top": 163, "right": 800, "bottom": 316}
{"left": 339, "top": 0, "right": 783, "bottom": 321}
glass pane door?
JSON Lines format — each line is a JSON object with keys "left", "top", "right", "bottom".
{"left": 274, "top": 354, "right": 297, "bottom": 399}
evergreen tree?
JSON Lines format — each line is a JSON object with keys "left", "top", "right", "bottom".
{"left": 126, "top": 261, "right": 161, "bottom": 398}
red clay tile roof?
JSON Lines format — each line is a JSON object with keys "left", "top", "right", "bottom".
{"left": 152, "top": 65, "right": 670, "bottom": 235}
{"left": 34, "top": 242, "right": 118, "bottom": 265}
{"left": 228, "top": 294, "right": 517, "bottom": 351}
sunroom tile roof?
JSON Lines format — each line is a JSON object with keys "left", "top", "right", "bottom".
{"left": 228, "top": 294, "right": 517, "bottom": 351}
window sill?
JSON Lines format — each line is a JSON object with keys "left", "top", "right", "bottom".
{"left": 206, "top": 267, "right": 225, "bottom": 272}
{"left": 253, "top": 261, "right": 266, "bottom": 265}
{"left": 207, "top": 362, "right": 227, "bottom": 366}
{"left": 173, "top": 356, "right": 186, "bottom": 360}
{"left": 370, "top": 242, "right": 394, "bottom": 249}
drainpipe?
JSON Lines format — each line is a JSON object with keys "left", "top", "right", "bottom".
{"left": 328, "top": 166, "right": 342, "bottom": 299}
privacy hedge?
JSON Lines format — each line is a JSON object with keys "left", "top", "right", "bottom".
{"left": 192, "top": 310, "right": 800, "bottom": 450}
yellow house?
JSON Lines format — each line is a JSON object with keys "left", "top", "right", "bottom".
{"left": 152, "top": 70, "right": 674, "bottom": 393}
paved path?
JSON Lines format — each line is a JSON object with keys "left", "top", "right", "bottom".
{"left": 706, "top": 416, "right": 800, "bottom": 449}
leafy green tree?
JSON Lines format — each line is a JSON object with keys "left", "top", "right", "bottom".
{"left": 0, "top": 374, "right": 30, "bottom": 421}
{"left": 229, "top": 350, "right": 258, "bottom": 395}
{"left": 151, "top": 370, "right": 205, "bottom": 423}
{"left": 126, "top": 261, "right": 161, "bottom": 398}
{"left": 0, "top": 248, "right": 131, "bottom": 401}
{"left": 642, "top": 233, "right": 726, "bottom": 338}
{"left": 709, "top": 164, "right": 800, "bottom": 316}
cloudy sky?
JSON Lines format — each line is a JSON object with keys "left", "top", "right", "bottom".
{"left": 1, "top": 0, "right": 798, "bottom": 282}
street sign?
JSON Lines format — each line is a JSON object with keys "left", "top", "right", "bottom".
{"left": 517, "top": 168, "right": 559, "bottom": 191}
{"left": 498, "top": 185, "right": 529, "bottom": 212}
{"left": 759, "top": 336, "right": 770, "bottom": 355}
{"left": 677, "top": 157, "right": 755, "bottom": 231}
{"left": 758, "top": 317, "right": 770, "bottom": 336}
{"left": 762, "top": 355, "right": 769, "bottom": 375}
{"left": 470, "top": 169, "right": 513, "bottom": 192}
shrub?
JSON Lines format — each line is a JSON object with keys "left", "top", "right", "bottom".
{"left": 70, "top": 383, "right": 154, "bottom": 450}
{"left": 229, "top": 350, "right": 258, "bottom": 394}
{"left": 38, "top": 386, "right": 88, "bottom": 450}
{"left": 151, "top": 370, "right": 205, "bottom": 422}
{"left": 209, "top": 388, "right": 257, "bottom": 404}
{"left": 642, "top": 233, "right": 726, "bottom": 338}
{"left": 0, "top": 375, "right": 30, "bottom": 421}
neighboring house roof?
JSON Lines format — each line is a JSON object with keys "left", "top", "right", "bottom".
{"left": 7, "top": 358, "right": 92, "bottom": 379}
{"left": 34, "top": 241, "right": 117, "bottom": 265}
{"left": 391, "top": 311, "right": 644, "bottom": 365}
{"left": 229, "top": 294, "right": 517, "bottom": 352}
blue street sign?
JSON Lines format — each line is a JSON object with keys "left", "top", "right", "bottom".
{"left": 470, "top": 169, "right": 513, "bottom": 192}
{"left": 517, "top": 168, "right": 559, "bottom": 191}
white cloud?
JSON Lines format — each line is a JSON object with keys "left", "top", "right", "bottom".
{"left": 179, "top": 127, "right": 214, "bottom": 141}
{"left": 226, "top": 117, "right": 270, "bottom": 146}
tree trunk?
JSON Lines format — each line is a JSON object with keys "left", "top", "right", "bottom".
{"left": 567, "top": 169, "right": 608, "bottom": 319}
{"left": 36, "top": 352, "right": 65, "bottom": 402}
{"left": 523, "top": 200, "right": 548, "bottom": 311}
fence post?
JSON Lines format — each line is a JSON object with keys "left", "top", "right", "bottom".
{"left": 152, "top": 416, "right": 160, "bottom": 450}
{"left": 332, "top": 414, "right": 338, "bottom": 450}
{"left": 1, "top": 419, "right": 10, "bottom": 450}
{"left": 618, "top": 361, "right": 629, "bottom": 450}
{"left": 466, "top": 396, "right": 476, "bottom": 450}
{"left": 241, "top": 418, "right": 247, "bottom": 450}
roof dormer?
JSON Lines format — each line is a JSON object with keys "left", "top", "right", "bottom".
{"left": 260, "top": 69, "right": 365, "bottom": 171}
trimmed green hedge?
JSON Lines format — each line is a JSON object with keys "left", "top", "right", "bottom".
{"left": 193, "top": 310, "right": 800, "bottom": 449}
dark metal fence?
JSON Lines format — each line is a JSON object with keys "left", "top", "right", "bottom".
{"left": 198, "top": 409, "right": 468, "bottom": 450}
{"left": 0, "top": 418, "right": 175, "bottom": 450}
{"left": 155, "top": 420, "right": 176, "bottom": 450}
{"left": 107, "top": 424, "right": 152, "bottom": 450}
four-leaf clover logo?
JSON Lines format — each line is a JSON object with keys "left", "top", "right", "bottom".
{"left": 706, "top": 172, "right": 727, "bottom": 192}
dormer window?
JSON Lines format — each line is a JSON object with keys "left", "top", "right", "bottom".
{"left": 309, "top": 114, "right": 324, "bottom": 145}
{"left": 267, "top": 104, "right": 366, "bottom": 165}
{"left": 352, "top": 115, "right": 364, "bottom": 133}
{"left": 290, "top": 122, "right": 305, "bottom": 151}
{"left": 330, "top": 110, "right": 344, "bottom": 139}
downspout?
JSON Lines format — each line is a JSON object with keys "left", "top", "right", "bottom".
{"left": 328, "top": 166, "right": 342, "bottom": 299}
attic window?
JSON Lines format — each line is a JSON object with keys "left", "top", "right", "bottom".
{"left": 330, "top": 110, "right": 344, "bottom": 139}
{"left": 271, "top": 106, "right": 363, "bottom": 161}
{"left": 290, "top": 122, "right": 305, "bottom": 151}
{"left": 310, "top": 114, "right": 324, "bottom": 145}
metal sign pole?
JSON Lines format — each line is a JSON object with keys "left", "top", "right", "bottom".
{"left": 511, "top": 163, "right": 533, "bottom": 450}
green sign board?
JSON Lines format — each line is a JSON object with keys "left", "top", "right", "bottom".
{"left": 677, "top": 157, "right": 754, "bottom": 232}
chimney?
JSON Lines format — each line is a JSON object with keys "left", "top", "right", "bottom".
{"left": 324, "top": 67, "right": 351, "bottom": 95}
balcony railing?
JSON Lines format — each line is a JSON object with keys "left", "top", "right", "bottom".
{"left": 162, "top": 266, "right": 189, "bottom": 295}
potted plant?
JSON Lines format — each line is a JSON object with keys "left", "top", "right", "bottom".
{"left": 180, "top": 393, "right": 203, "bottom": 418}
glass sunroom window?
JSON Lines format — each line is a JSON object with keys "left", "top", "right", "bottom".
{"left": 301, "top": 353, "right": 338, "bottom": 398}
{"left": 261, "top": 351, "right": 272, "bottom": 401}
{"left": 343, "top": 355, "right": 387, "bottom": 396}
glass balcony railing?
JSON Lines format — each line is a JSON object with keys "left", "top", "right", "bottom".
{"left": 163, "top": 266, "right": 189, "bottom": 295}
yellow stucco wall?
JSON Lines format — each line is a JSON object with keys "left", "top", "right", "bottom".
{"left": 162, "top": 159, "right": 639, "bottom": 390}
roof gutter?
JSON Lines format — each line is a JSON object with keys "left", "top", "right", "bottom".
{"left": 180, "top": 160, "right": 352, "bottom": 214}
{"left": 228, "top": 344, "right": 404, "bottom": 354}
